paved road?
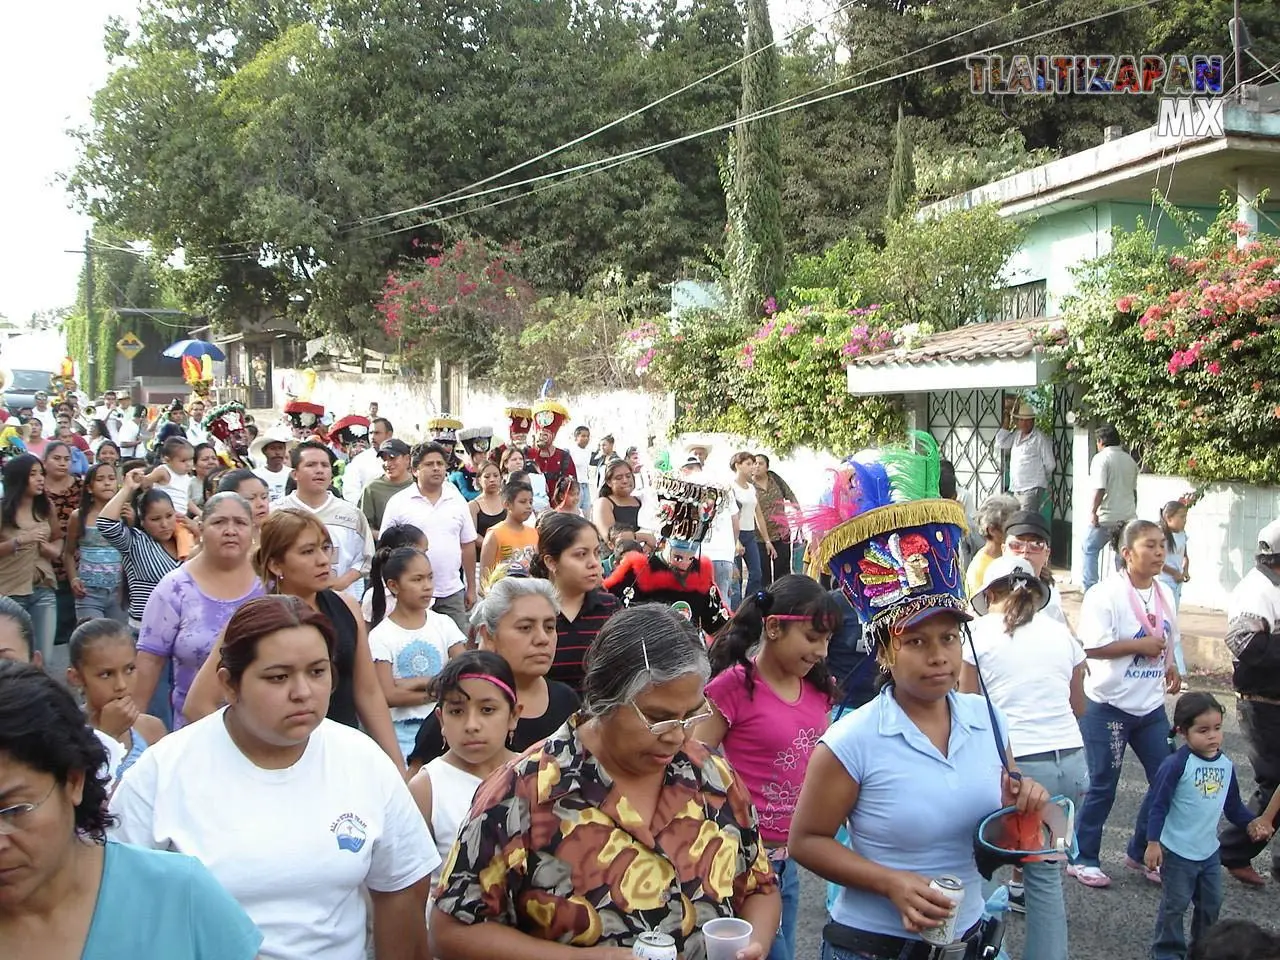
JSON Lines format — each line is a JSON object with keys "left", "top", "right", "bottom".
{"left": 791, "top": 688, "right": 1280, "bottom": 960}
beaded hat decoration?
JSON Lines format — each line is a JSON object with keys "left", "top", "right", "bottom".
{"left": 428, "top": 415, "right": 464, "bottom": 444}
{"left": 202, "top": 401, "right": 248, "bottom": 443}
{"left": 807, "top": 430, "right": 970, "bottom": 641}
{"left": 652, "top": 473, "right": 727, "bottom": 545}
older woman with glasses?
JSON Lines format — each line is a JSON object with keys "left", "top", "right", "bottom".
{"left": 1001, "top": 510, "right": 1068, "bottom": 626}
{"left": 0, "top": 661, "right": 262, "bottom": 959}
{"left": 431, "top": 603, "right": 780, "bottom": 960}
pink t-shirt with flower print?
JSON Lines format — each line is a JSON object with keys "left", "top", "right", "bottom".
{"left": 705, "top": 663, "right": 832, "bottom": 845}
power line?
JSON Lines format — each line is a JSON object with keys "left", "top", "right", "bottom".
{"left": 347, "top": 0, "right": 1165, "bottom": 243}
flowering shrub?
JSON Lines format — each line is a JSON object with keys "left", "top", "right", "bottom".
{"left": 1060, "top": 201, "right": 1280, "bottom": 484}
{"left": 376, "top": 237, "right": 536, "bottom": 374}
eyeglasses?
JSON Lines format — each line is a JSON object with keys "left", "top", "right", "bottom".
{"left": 0, "top": 783, "right": 57, "bottom": 836}
{"left": 631, "top": 699, "right": 714, "bottom": 736}
{"left": 1007, "top": 539, "right": 1049, "bottom": 554}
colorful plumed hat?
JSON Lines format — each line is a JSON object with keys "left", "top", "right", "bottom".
{"left": 808, "top": 430, "right": 969, "bottom": 642}
{"left": 652, "top": 473, "right": 727, "bottom": 546}
{"left": 202, "top": 401, "right": 248, "bottom": 443}
{"left": 330, "top": 415, "right": 371, "bottom": 447}
{"left": 531, "top": 399, "right": 569, "bottom": 437}
{"left": 458, "top": 426, "right": 493, "bottom": 456}
{"left": 284, "top": 400, "right": 325, "bottom": 430}
{"left": 428, "top": 415, "right": 464, "bottom": 444}
{"left": 504, "top": 406, "right": 533, "bottom": 437}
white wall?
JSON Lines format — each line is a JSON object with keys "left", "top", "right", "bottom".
{"left": 1068, "top": 422, "right": 1279, "bottom": 610}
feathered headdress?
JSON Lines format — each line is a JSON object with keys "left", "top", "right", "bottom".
{"left": 807, "top": 431, "right": 969, "bottom": 641}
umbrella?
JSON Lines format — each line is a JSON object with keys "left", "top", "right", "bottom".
{"left": 162, "top": 339, "right": 226, "bottom": 362}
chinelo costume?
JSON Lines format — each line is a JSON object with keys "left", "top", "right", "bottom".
{"left": 284, "top": 400, "right": 327, "bottom": 442}
{"left": 451, "top": 426, "right": 493, "bottom": 501}
{"left": 202, "top": 402, "right": 253, "bottom": 470}
{"left": 604, "top": 471, "right": 731, "bottom": 636}
{"left": 493, "top": 406, "right": 532, "bottom": 465}
{"left": 428, "top": 415, "right": 465, "bottom": 470}
{"left": 525, "top": 399, "right": 575, "bottom": 490}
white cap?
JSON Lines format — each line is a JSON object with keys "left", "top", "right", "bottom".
{"left": 971, "top": 555, "right": 1050, "bottom": 617}
{"left": 1259, "top": 519, "right": 1280, "bottom": 555}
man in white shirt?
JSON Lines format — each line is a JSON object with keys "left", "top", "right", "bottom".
{"left": 251, "top": 426, "right": 294, "bottom": 503}
{"left": 280, "top": 441, "right": 375, "bottom": 602}
{"left": 995, "top": 400, "right": 1055, "bottom": 514}
{"left": 344, "top": 417, "right": 394, "bottom": 508}
{"left": 569, "top": 425, "right": 594, "bottom": 516}
{"left": 186, "top": 398, "right": 209, "bottom": 444}
{"left": 1081, "top": 424, "right": 1140, "bottom": 591}
{"left": 30, "top": 391, "right": 56, "bottom": 435}
{"left": 379, "top": 442, "right": 479, "bottom": 633}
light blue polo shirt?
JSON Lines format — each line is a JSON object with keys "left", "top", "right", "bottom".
{"left": 821, "top": 688, "right": 1005, "bottom": 940}
{"left": 83, "top": 842, "right": 262, "bottom": 960}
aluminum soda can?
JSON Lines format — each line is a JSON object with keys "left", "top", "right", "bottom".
{"left": 633, "top": 931, "right": 678, "bottom": 960}
{"left": 918, "top": 875, "right": 965, "bottom": 946}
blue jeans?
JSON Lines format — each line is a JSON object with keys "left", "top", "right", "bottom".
{"left": 767, "top": 856, "right": 799, "bottom": 960}
{"left": 1081, "top": 521, "right": 1124, "bottom": 591}
{"left": 1152, "top": 848, "right": 1223, "bottom": 960}
{"left": 1015, "top": 748, "right": 1090, "bottom": 960}
{"left": 394, "top": 718, "right": 424, "bottom": 764}
{"left": 712, "top": 560, "right": 734, "bottom": 611}
{"left": 75, "top": 584, "right": 128, "bottom": 624}
{"left": 735, "top": 530, "right": 763, "bottom": 608}
{"left": 1075, "top": 699, "right": 1172, "bottom": 868}
{"left": 12, "top": 587, "right": 57, "bottom": 664}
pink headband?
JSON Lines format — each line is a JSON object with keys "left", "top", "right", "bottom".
{"left": 458, "top": 673, "right": 517, "bottom": 703}
{"left": 770, "top": 615, "right": 814, "bottom": 621}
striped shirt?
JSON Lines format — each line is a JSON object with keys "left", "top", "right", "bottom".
{"left": 549, "top": 588, "right": 620, "bottom": 693}
{"left": 97, "top": 518, "right": 181, "bottom": 626}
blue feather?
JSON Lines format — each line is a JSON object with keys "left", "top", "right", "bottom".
{"left": 539, "top": 378, "right": 554, "bottom": 399}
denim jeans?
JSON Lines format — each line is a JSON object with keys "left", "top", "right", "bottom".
{"left": 768, "top": 856, "right": 799, "bottom": 960}
{"left": 1075, "top": 699, "right": 1172, "bottom": 868}
{"left": 12, "top": 587, "right": 57, "bottom": 664}
{"left": 75, "top": 584, "right": 128, "bottom": 624}
{"left": 1152, "top": 848, "right": 1223, "bottom": 960}
{"left": 712, "top": 560, "right": 734, "bottom": 612}
{"left": 736, "top": 530, "right": 763, "bottom": 607}
{"left": 1015, "top": 748, "right": 1090, "bottom": 960}
{"left": 820, "top": 944, "right": 881, "bottom": 960}
{"left": 1081, "top": 521, "right": 1125, "bottom": 591}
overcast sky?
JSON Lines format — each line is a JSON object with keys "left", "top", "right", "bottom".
{"left": 0, "top": 0, "right": 821, "bottom": 328}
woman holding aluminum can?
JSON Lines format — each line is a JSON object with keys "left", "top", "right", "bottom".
{"left": 430, "top": 603, "right": 780, "bottom": 960}
{"left": 788, "top": 437, "right": 1049, "bottom": 960}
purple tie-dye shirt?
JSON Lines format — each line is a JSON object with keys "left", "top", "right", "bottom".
{"left": 137, "top": 567, "right": 265, "bottom": 727}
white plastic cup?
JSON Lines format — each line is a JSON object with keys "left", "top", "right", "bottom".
{"left": 702, "top": 917, "right": 753, "bottom": 960}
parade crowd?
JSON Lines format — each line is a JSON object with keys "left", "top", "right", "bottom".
{"left": 0, "top": 388, "right": 1278, "bottom": 960}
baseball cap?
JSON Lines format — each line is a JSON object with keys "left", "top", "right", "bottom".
{"left": 1258, "top": 519, "right": 1280, "bottom": 555}
{"left": 972, "top": 555, "right": 1049, "bottom": 617}
{"left": 378, "top": 439, "right": 411, "bottom": 458}
{"left": 1004, "top": 510, "right": 1051, "bottom": 542}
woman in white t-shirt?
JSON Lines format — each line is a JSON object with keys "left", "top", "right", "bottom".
{"left": 961, "top": 555, "right": 1086, "bottom": 960}
{"left": 109, "top": 595, "right": 440, "bottom": 960}
{"left": 1069, "top": 519, "right": 1182, "bottom": 890}
{"left": 730, "top": 451, "right": 774, "bottom": 606}
{"left": 368, "top": 547, "right": 468, "bottom": 762}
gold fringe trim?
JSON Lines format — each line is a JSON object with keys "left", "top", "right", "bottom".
{"left": 812, "top": 499, "right": 969, "bottom": 574}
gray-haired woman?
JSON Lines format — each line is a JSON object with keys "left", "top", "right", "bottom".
{"left": 407, "top": 575, "right": 580, "bottom": 774}
{"left": 964, "top": 493, "right": 1021, "bottom": 596}
{"left": 431, "top": 604, "right": 780, "bottom": 960}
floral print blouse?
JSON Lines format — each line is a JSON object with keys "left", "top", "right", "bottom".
{"left": 45, "top": 477, "right": 82, "bottom": 582}
{"left": 434, "top": 715, "right": 775, "bottom": 954}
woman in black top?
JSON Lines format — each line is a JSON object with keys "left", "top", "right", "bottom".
{"left": 591, "top": 459, "right": 652, "bottom": 547}
{"left": 180, "top": 508, "right": 404, "bottom": 769}
{"left": 469, "top": 461, "right": 506, "bottom": 540}
{"left": 408, "top": 574, "right": 579, "bottom": 774}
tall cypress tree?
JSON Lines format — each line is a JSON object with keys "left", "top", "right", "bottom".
{"left": 886, "top": 103, "right": 915, "bottom": 223}
{"left": 725, "top": 0, "right": 783, "bottom": 320}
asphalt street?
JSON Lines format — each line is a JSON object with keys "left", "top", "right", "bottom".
{"left": 791, "top": 687, "right": 1280, "bottom": 960}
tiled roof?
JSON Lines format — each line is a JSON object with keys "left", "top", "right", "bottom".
{"left": 850, "top": 316, "right": 1057, "bottom": 367}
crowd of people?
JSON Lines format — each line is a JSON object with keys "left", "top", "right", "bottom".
{"left": 0, "top": 389, "right": 1277, "bottom": 960}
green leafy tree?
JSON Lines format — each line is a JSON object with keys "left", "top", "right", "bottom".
{"left": 725, "top": 0, "right": 784, "bottom": 319}
{"left": 885, "top": 104, "right": 915, "bottom": 222}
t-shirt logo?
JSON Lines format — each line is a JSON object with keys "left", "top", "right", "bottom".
{"left": 1194, "top": 764, "right": 1225, "bottom": 799}
{"left": 331, "top": 812, "right": 368, "bottom": 853}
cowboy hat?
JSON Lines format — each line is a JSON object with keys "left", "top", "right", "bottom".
{"left": 250, "top": 424, "right": 297, "bottom": 462}
{"left": 1013, "top": 400, "right": 1037, "bottom": 420}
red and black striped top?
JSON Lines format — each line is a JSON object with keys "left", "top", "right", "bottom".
{"left": 549, "top": 588, "right": 621, "bottom": 693}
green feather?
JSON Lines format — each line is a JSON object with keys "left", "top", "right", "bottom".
{"left": 879, "top": 429, "right": 940, "bottom": 502}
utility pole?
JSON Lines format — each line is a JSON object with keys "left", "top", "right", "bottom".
{"left": 84, "top": 231, "right": 95, "bottom": 393}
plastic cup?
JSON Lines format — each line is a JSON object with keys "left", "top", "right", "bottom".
{"left": 702, "top": 917, "right": 753, "bottom": 960}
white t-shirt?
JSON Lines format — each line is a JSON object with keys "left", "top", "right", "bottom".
{"left": 962, "top": 613, "right": 1084, "bottom": 756}
{"left": 1077, "top": 574, "right": 1179, "bottom": 716}
{"left": 734, "top": 481, "right": 758, "bottom": 533}
{"left": 368, "top": 612, "right": 466, "bottom": 722}
{"left": 568, "top": 443, "right": 593, "bottom": 484}
{"left": 703, "top": 493, "right": 740, "bottom": 564}
{"left": 157, "top": 470, "right": 191, "bottom": 517}
{"left": 108, "top": 711, "right": 439, "bottom": 960}
{"left": 254, "top": 465, "right": 291, "bottom": 504}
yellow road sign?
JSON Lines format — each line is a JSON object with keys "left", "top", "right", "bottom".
{"left": 116, "top": 332, "right": 145, "bottom": 360}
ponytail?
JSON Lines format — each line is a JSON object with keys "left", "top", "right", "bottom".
{"left": 369, "top": 524, "right": 427, "bottom": 626}
{"left": 709, "top": 591, "right": 769, "bottom": 696}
